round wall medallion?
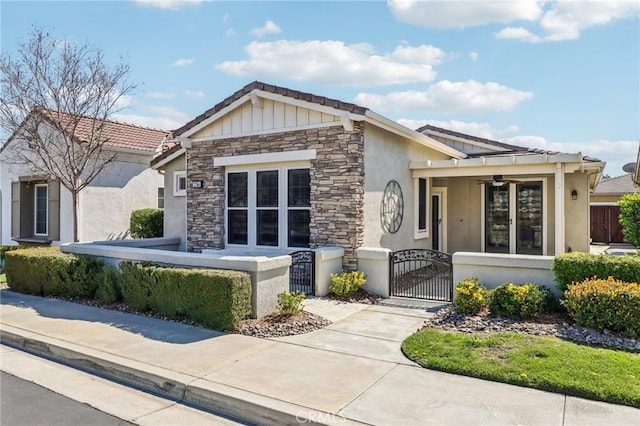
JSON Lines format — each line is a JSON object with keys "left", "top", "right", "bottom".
{"left": 380, "top": 180, "right": 404, "bottom": 233}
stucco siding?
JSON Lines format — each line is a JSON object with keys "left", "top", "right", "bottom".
{"left": 79, "top": 157, "right": 163, "bottom": 242}
{"left": 443, "top": 178, "right": 482, "bottom": 253}
{"left": 162, "top": 155, "right": 187, "bottom": 251}
{"left": 362, "top": 124, "right": 449, "bottom": 251}
{"left": 564, "top": 172, "right": 590, "bottom": 253}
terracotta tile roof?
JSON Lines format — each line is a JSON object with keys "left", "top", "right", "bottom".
{"left": 172, "top": 81, "right": 369, "bottom": 137}
{"left": 39, "top": 108, "right": 169, "bottom": 153}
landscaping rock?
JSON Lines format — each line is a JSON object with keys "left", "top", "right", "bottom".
{"left": 425, "top": 307, "right": 640, "bottom": 352}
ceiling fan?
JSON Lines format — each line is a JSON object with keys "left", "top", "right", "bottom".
{"left": 477, "top": 175, "right": 523, "bottom": 187}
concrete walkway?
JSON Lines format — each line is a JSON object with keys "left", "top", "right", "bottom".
{"left": 1, "top": 290, "right": 638, "bottom": 425}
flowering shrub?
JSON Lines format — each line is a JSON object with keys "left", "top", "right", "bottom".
{"left": 563, "top": 277, "right": 640, "bottom": 338}
{"left": 277, "top": 291, "right": 306, "bottom": 315}
{"left": 488, "top": 283, "right": 549, "bottom": 319}
{"left": 453, "top": 278, "right": 487, "bottom": 314}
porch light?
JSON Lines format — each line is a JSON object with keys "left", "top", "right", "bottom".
{"left": 571, "top": 189, "right": 578, "bottom": 200}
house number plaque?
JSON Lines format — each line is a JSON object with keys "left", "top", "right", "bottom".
{"left": 381, "top": 180, "right": 403, "bottom": 233}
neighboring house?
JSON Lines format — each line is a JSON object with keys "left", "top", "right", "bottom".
{"left": 590, "top": 174, "right": 638, "bottom": 244}
{"left": 154, "top": 81, "right": 604, "bottom": 268}
{"left": 0, "top": 109, "right": 168, "bottom": 245}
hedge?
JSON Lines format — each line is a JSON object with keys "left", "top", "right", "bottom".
{"left": 4, "top": 248, "right": 252, "bottom": 332}
{"left": 488, "top": 283, "right": 549, "bottom": 319}
{"left": 563, "top": 277, "right": 640, "bottom": 338}
{"left": 552, "top": 252, "right": 640, "bottom": 291}
{"left": 129, "top": 208, "right": 163, "bottom": 239}
{"left": 119, "top": 262, "right": 252, "bottom": 331}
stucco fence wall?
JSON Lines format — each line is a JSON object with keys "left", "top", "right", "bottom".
{"left": 356, "top": 248, "right": 560, "bottom": 298}
{"left": 61, "top": 239, "right": 345, "bottom": 318}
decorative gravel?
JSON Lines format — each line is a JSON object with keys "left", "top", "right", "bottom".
{"left": 237, "top": 311, "right": 331, "bottom": 338}
{"left": 425, "top": 306, "right": 640, "bottom": 352}
{"left": 322, "top": 288, "right": 381, "bottom": 305}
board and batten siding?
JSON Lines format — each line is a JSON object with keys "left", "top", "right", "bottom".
{"left": 191, "top": 99, "right": 340, "bottom": 139}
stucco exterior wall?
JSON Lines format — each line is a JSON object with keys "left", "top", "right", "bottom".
{"left": 440, "top": 177, "right": 482, "bottom": 253}
{"left": 161, "top": 155, "right": 187, "bottom": 251}
{"left": 590, "top": 194, "right": 620, "bottom": 203}
{"left": 186, "top": 124, "right": 365, "bottom": 269}
{"left": 362, "top": 124, "right": 449, "bottom": 252}
{"left": 564, "top": 172, "right": 591, "bottom": 253}
{"left": 79, "top": 155, "right": 163, "bottom": 242}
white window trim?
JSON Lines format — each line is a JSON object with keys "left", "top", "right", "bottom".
{"left": 432, "top": 187, "right": 448, "bottom": 253}
{"left": 174, "top": 171, "right": 187, "bottom": 197}
{"left": 414, "top": 177, "right": 429, "bottom": 239}
{"left": 225, "top": 161, "right": 310, "bottom": 250}
{"left": 34, "top": 183, "right": 48, "bottom": 236}
{"left": 214, "top": 149, "right": 316, "bottom": 167}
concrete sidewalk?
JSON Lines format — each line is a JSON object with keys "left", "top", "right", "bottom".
{"left": 1, "top": 290, "right": 637, "bottom": 425}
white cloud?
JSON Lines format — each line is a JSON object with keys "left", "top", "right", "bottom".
{"left": 497, "top": 0, "right": 640, "bottom": 43}
{"left": 185, "top": 90, "right": 204, "bottom": 99}
{"left": 388, "top": 0, "right": 542, "bottom": 29}
{"left": 217, "top": 41, "right": 447, "bottom": 86}
{"left": 354, "top": 80, "right": 533, "bottom": 113}
{"left": 134, "top": 0, "right": 201, "bottom": 10}
{"left": 112, "top": 105, "right": 191, "bottom": 131}
{"left": 146, "top": 92, "right": 176, "bottom": 99}
{"left": 172, "top": 58, "right": 195, "bottom": 67}
{"left": 225, "top": 28, "right": 236, "bottom": 37}
{"left": 469, "top": 51, "right": 479, "bottom": 61}
{"left": 251, "top": 20, "right": 282, "bottom": 38}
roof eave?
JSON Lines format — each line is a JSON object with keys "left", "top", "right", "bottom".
{"left": 151, "top": 147, "right": 186, "bottom": 169}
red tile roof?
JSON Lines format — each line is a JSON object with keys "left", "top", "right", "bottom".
{"left": 173, "top": 81, "right": 368, "bottom": 137}
{"left": 39, "top": 108, "right": 169, "bottom": 153}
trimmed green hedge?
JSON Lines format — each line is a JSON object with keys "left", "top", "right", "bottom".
{"left": 117, "top": 262, "right": 251, "bottom": 331}
{"left": 488, "top": 283, "right": 549, "bottom": 319}
{"left": 552, "top": 252, "right": 640, "bottom": 291}
{"left": 4, "top": 247, "right": 108, "bottom": 298}
{"left": 563, "top": 277, "right": 640, "bottom": 338}
{"left": 129, "top": 208, "right": 163, "bottom": 239}
{"left": 4, "top": 248, "right": 252, "bottom": 332}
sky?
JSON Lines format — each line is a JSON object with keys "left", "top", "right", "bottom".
{"left": 1, "top": 0, "right": 639, "bottom": 176}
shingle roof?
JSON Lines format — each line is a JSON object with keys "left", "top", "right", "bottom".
{"left": 593, "top": 174, "right": 639, "bottom": 195}
{"left": 172, "top": 81, "right": 369, "bottom": 137}
{"left": 417, "top": 123, "right": 602, "bottom": 163}
{"left": 40, "top": 108, "right": 169, "bottom": 153}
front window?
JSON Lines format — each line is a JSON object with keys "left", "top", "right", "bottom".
{"left": 226, "top": 167, "right": 310, "bottom": 248}
{"left": 34, "top": 184, "right": 48, "bottom": 235}
{"left": 174, "top": 171, "right": 187, "bottom": 196}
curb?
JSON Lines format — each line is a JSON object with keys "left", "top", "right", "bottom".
{"left": 0, "top": 325, "right": 359, "bottom": 426}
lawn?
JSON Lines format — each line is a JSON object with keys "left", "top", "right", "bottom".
{"left": 402, "top": 328, "right": 640, "bottom": 408}
{"left": 0, "top": 273, "right": 6, "bottom": 284}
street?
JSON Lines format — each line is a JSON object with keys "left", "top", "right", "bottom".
{"left": 1, "top": 371, "right": 133, "bottom": 426}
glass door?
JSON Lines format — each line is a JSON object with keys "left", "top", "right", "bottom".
{"left": 516, "top": 182, "right": 543, "bottom": 255}
{"left": 485, "top": 185, "right": 510, "bottom": 253}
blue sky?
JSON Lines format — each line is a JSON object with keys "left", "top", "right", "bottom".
{"left": 2, "top": 0, "right": 639, "bottom": 176}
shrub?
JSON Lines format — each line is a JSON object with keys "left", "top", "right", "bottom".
{"left": 453, "top": 278, "right": 487, "bottom": 314}
{"left": 277, "top": 291, "right": 305, "bottom": 315}
{"left": 129, "top": 208, "right": 163, "bottom": 239}
{"left": 119, "top": 262, "right": 252, "bottom": 331}
{"left": 0, "top": 245, "right": 27, "bottom": 272}
{"left": 488, "top": 283, "right": 549, "bottom": 319}
{"left": 563, "top": 277, "right": 640, "bottom": 338}
{"left": 4, "top": 247, "right": 106, "bottom": 298}
{"left": 552, "top": 252, "right": 640, "bottom": 291}
{"left": 617, "top": 193, "right": 640, "bottom": 248}
{"left": 329, "top": 271, "right": 366, "bottom": 296}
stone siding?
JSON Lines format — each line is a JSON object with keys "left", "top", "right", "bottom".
{"left": 186, "top": 123, "right": 365, "bottom": 269}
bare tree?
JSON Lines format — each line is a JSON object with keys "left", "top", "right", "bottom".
{"left": 0, "top": 27, "right": 135, "bottom": 241}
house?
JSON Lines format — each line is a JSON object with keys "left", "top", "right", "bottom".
{"left": 1, "top": 109, "right": 168, "bottom": 245}
{"left": 590, "top": 174, "right": 639, "bottom": 244}
{"left": 152, "top": 81, "right": 604, "bottom": 270}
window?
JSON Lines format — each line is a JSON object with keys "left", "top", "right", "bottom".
{"left": 414, "top": 177, "right": 429, "bottom": 239}
{"left": 174, "top": 171, "right": 186, "bottom": 196}
{"left": 34, "top": 184, "right": 48, "bottom": 235}
{"left": 226, "top": 167, "right": 310, "bottom": 248}
{"left": 157, "top": 187, "right": 165, "bottom": 209}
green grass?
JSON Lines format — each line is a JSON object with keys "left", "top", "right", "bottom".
{"left": 402, "top": 329, "right": 640, "bottom": 408}
{"left": 0, "top": 273, "right": 6, "bottom": 284}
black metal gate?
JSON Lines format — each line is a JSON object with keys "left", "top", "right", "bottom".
{"left": 289, "top": 250, "right": 315, "bottom": 294}
{"left": 389, "top": 249, "right": 453, "bottom": 301}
